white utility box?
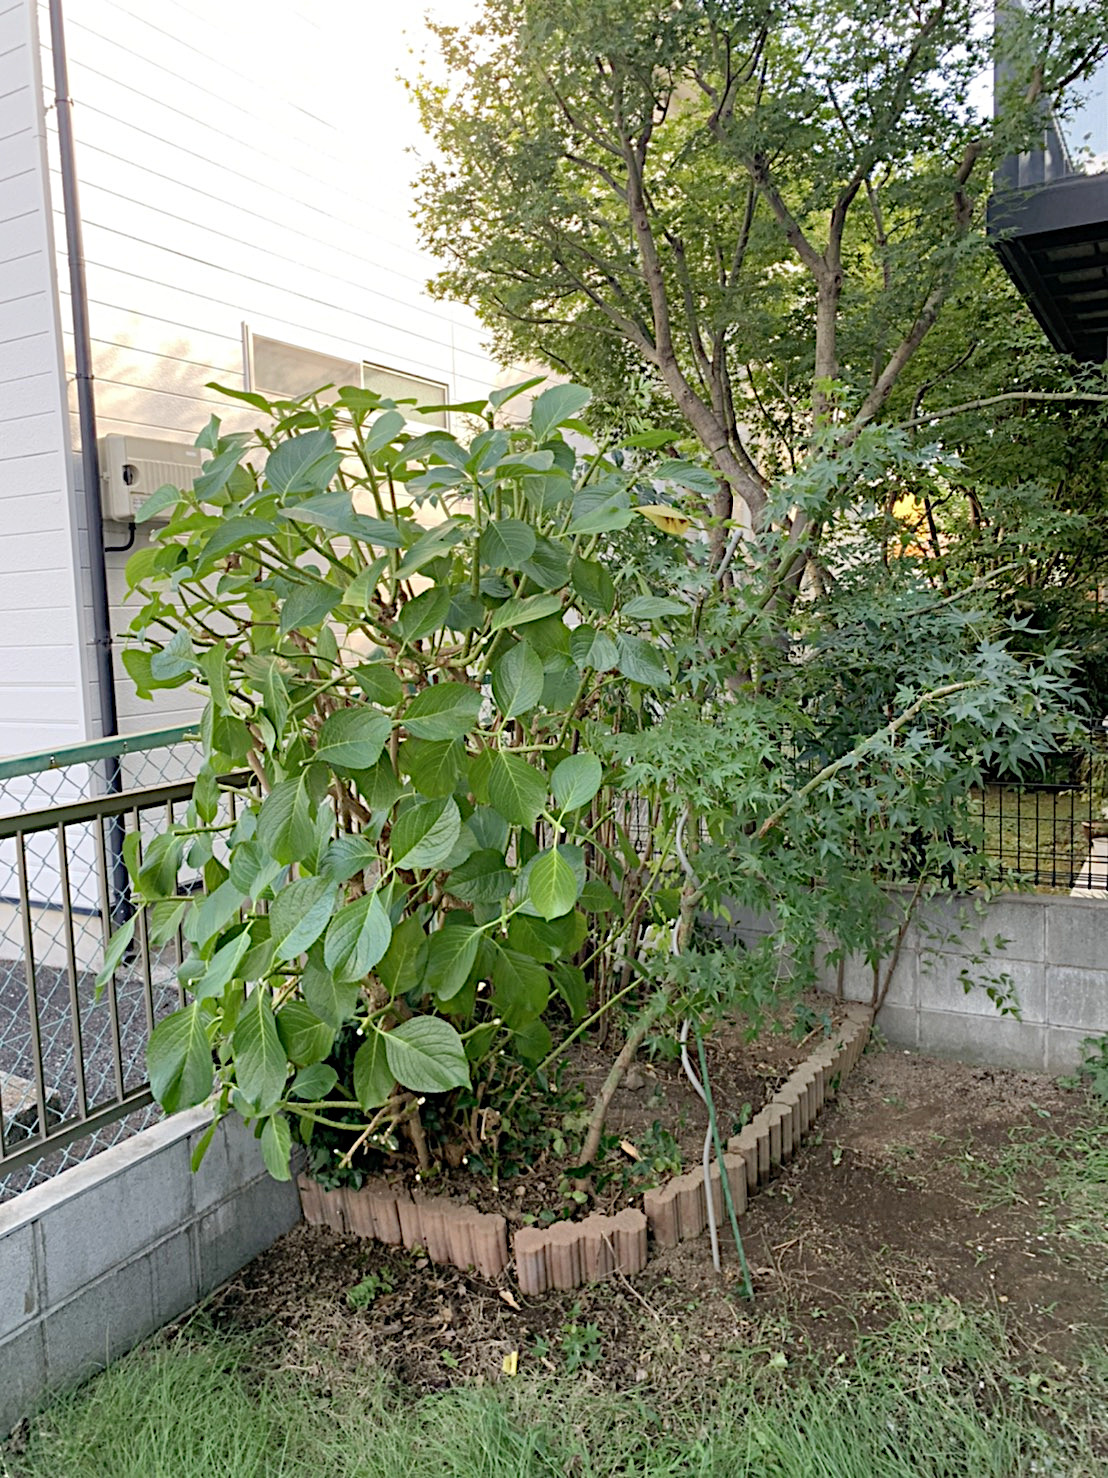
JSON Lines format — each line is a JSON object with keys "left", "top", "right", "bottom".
{"left": 100, "top": 434, "right": 204, "bottom": 523}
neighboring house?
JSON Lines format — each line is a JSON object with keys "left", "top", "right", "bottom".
{"left": 0, "top": 0, "right": 494, "bottom": 761}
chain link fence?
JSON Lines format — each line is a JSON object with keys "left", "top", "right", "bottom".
{"left": 0, "top": 727, "right": 202, "bottom": 1202}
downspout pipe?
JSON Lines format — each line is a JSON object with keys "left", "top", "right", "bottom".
{"left": 48, "top": 0, "right": 128, "bottom": 924}
{"left": 47, "top": 0, "right": 119, "bottom": 753}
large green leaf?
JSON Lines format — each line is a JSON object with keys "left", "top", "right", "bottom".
{"left": 402, "top": 682, "right": 482, "bottom": 740}
{"left": 323, "top": 891, "right": 392, "bottom": 981}
{"left": 569, "top": 626, "right": 619, "bottom": 672}
{"left": 391, "top": 796, "right": 461, "bottom": 870}
{"left": 616, "top": 633, "right": 671, "bottom": 688}
{"left": 260, "top": 1113, "right": 293, "bottom": 1181}
{"left": 479, "top": 518, "right": 536, "bottom": 569}
{"left": 257, "top": 776, "right": 314, "bottom": 866}
{"left": 278, "top": 581, "right": 341, "bottom": 636}
{"left": 183, "top": 879, "right": 247, "bottom": 950}
{"left": 276, "top": 1000, "right": 335, "bottom": 1066}
{"left": 531, "top": 383, "right": 592, "bottom": 442}
{"left": 447, "top": 848, "right": 514, "bottom": 904}
{"left": 264, "top": 430, "right": 342, "bottom": 495}
{"left": 492, "top": 643, "right": 544, "bottom": 719}
{"left": 135, "top": 482, "right": 180, "bottom": 523}
{"left": 396, "top": 584, "right": 451, "bottom": 644}
{"left": 424, "top": 923, "right": 481, "bottom": 1001}
{"left": 195, "top": 517, "right": 278, "bottom": 575}
{"left": 622, "top": 595, "right": 688, "bottom": 620}
{"left": 233, "top": 988, "right": 288, "bottom": 1110}
{"left": 570, "top": 556, "right": 616, "bottom": 615}
{"left": 652, "top": 458, "right": 720, "bottom": 497}
{"left": 301, "top": 950, "right": 361, "bottom": 1029}
{"left": 94, "top": 915, "right": 136, "bottom": 995}
{"left": 527, "top": 846, "right": 580, "bottom": 920}
{"left": 491, "top": 947, "right": 550, "bottom": 1028}
{"left": 269, "top": 876, "right": 337, "bottom": 961}
{"left": 353, "top": 662, "right": 404, "bottom": 707}
{"left": 290, "top": 1062, "right": 338, "bottom": 1100}
{"left": 487, "top": 750, "right": 547, "bottom": 828}
{"left": 551, "top": 752, "right": 603, "bottom": 812}
{"left": 147, "top": 1002, "right": 213, "bottom": 1113}
{"left": 376, "top": 915, "right": 429, "bottom": 995}
{"left": 187, "top": 930, "right": 251, "bottom": 1002}
{"left": 279, "top": 491, "right": 405, "bottom": 546}
{"left": 383, "top": 1017, "right": 470, "bottom": 1094}
{"left": 489, "top": 592, "right": 563, "bottom": 632}
{"left": 401, "top": 737, "right": 464, "bottom": 797}
{"left": 320, "top": 834, "right": 378, "bottom": 885}
{"left": 353, "top": 1034, "right": 394, "bottom": 1109}
{"left": 315, "top": 708, "right": 392, "bottom": 770}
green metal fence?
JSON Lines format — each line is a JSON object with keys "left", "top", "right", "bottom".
{"left": 0, "top": 727, "right": 203, "bottom": 1201}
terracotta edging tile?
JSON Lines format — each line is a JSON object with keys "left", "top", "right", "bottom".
{"left": 297, "top": 1010, "right": 873, "bottom": 1297}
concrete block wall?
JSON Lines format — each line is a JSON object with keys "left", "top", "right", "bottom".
{"left": 723, "top": 892, "right": 1106, "bottom": 1073}
{"left": 0, "top": 1109, "right": 301, "bottom": 1436}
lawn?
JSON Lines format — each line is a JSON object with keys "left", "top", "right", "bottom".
{"left": 4, "top": 1048, "right": 1106, "bottom": 1477}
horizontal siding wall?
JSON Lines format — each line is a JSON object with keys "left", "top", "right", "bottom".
{"left": 0, "top": 0, "right": 87, "bottom": 760}
{"left": 34, "top": 0, "right": 498, "bottom": 735}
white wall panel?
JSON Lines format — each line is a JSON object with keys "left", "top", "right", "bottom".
{"left": 0, "top": 0, "right": 86, "bottom": 761}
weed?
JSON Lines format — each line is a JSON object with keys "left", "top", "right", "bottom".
{"left": 1061, "top": 1035, "right": 1108, "bottom": 1106}
{"left": 559, "top": 1321, "right": 602, "bottom": 1372}
{"left": 346, "top": 1270, "right": 394, "bottom": 1310}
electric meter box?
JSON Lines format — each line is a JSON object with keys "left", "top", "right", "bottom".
{"left": 100, "top": 434, "right": 204, "bottom": 523}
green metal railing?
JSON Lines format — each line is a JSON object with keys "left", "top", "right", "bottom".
{"left": 0, "top": 727, "right": 206, "bottom": 1198}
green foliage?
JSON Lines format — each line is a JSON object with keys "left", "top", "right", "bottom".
{"left": 117, "top": 371, "right": 1078, "bottom": 1185}
{"left": 346, "top": 1270, "right": 395, "bottom": 1310}
{"left": 120, "top": 381, "right": 690, "bottom": 1175}
{"left": 1062, "top": 1036, "right": 1108, "bottom": 1106}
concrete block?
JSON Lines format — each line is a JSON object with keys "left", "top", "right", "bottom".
{"left": 0, "top": 1222, "right": 38, "bottom": 1340}
{"left": 925, "top": 896, "right": 1045, "bottom": 964}
{"left": 917, "top": 1010, "right": 1046, "bottom": 1072}
{"left": 43, "top": 1252, "right": 156, "bottom": 1388}
{"left": 918, "top": 957, "right": 1045, "bottom": 1024}
{"left": 0, "top": 1322, "right": 46, "bottom": 1438}
{"left": 189, "top": 1113, "right": 266, "bottom": 1215}
{"left": 1045, "top": 897, "right": 1107, "bottom": 970}
{"left": 40, "top": 1136, "right": 193, "bottom": 1305}
{"left": 873, "top": 1002, "right": 919, "bottom": 1050}
{"left": 1046, "top": 967, "right": 1108, "bottom": 1034}
{"left": 148, "top": 1228, "right": 200, "bottom": 1328}
{"left": 196, "top": 1173, "right": 301, "bottom": 1292}
{"left": 1044, "top": 1026, "right": 1097, "bottom": 1076}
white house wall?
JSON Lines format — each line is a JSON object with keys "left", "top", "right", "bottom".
{"left": 0, "top": 0, "right": 88, "bottom": 759}
{"left": 33, "top": 0, "right": 497, "bottom": 738}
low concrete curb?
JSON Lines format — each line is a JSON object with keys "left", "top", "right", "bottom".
{"left": 298, "top": 1006, "right": 872, "bottom": 1296}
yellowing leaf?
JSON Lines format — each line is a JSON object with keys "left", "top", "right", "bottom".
{"left": 635, "top": 504, "right": 693, "bottom": 536}
{"left": 502, "top": 1350, "right": 519, "bottom": 1376}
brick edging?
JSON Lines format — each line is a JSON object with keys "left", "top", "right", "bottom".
{"left": 297, "top": 1005, "right": 872, "bottom": 1293}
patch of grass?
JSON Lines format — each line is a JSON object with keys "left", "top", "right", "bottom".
{"left": 4, "top": 1301, "right": 1107, "bottom": 1478}
{"left": 958, "top": 1099, "right": 1108, "bottom": 1257}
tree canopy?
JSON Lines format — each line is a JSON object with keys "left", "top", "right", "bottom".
{"left": 416, "top": 0, "right": 1108, "bottom": 533}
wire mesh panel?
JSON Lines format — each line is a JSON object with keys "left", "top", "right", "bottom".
{"left": 0, "top": 729, "right": 205, "bottom": 1201}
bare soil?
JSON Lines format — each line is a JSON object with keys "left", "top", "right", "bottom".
{"left": 438, "top": 1000, "right": 836, "bottom": 1225}
{"left": 201, "top": 1044, "right": 1107, "bottom": 1398}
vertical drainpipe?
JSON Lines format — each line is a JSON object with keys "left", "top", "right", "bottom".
{"left": 47, "top": 0, "right": 128, "bottom": 923}
{"left": 47, "top": 0, "right": 119, "bottom": 752}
